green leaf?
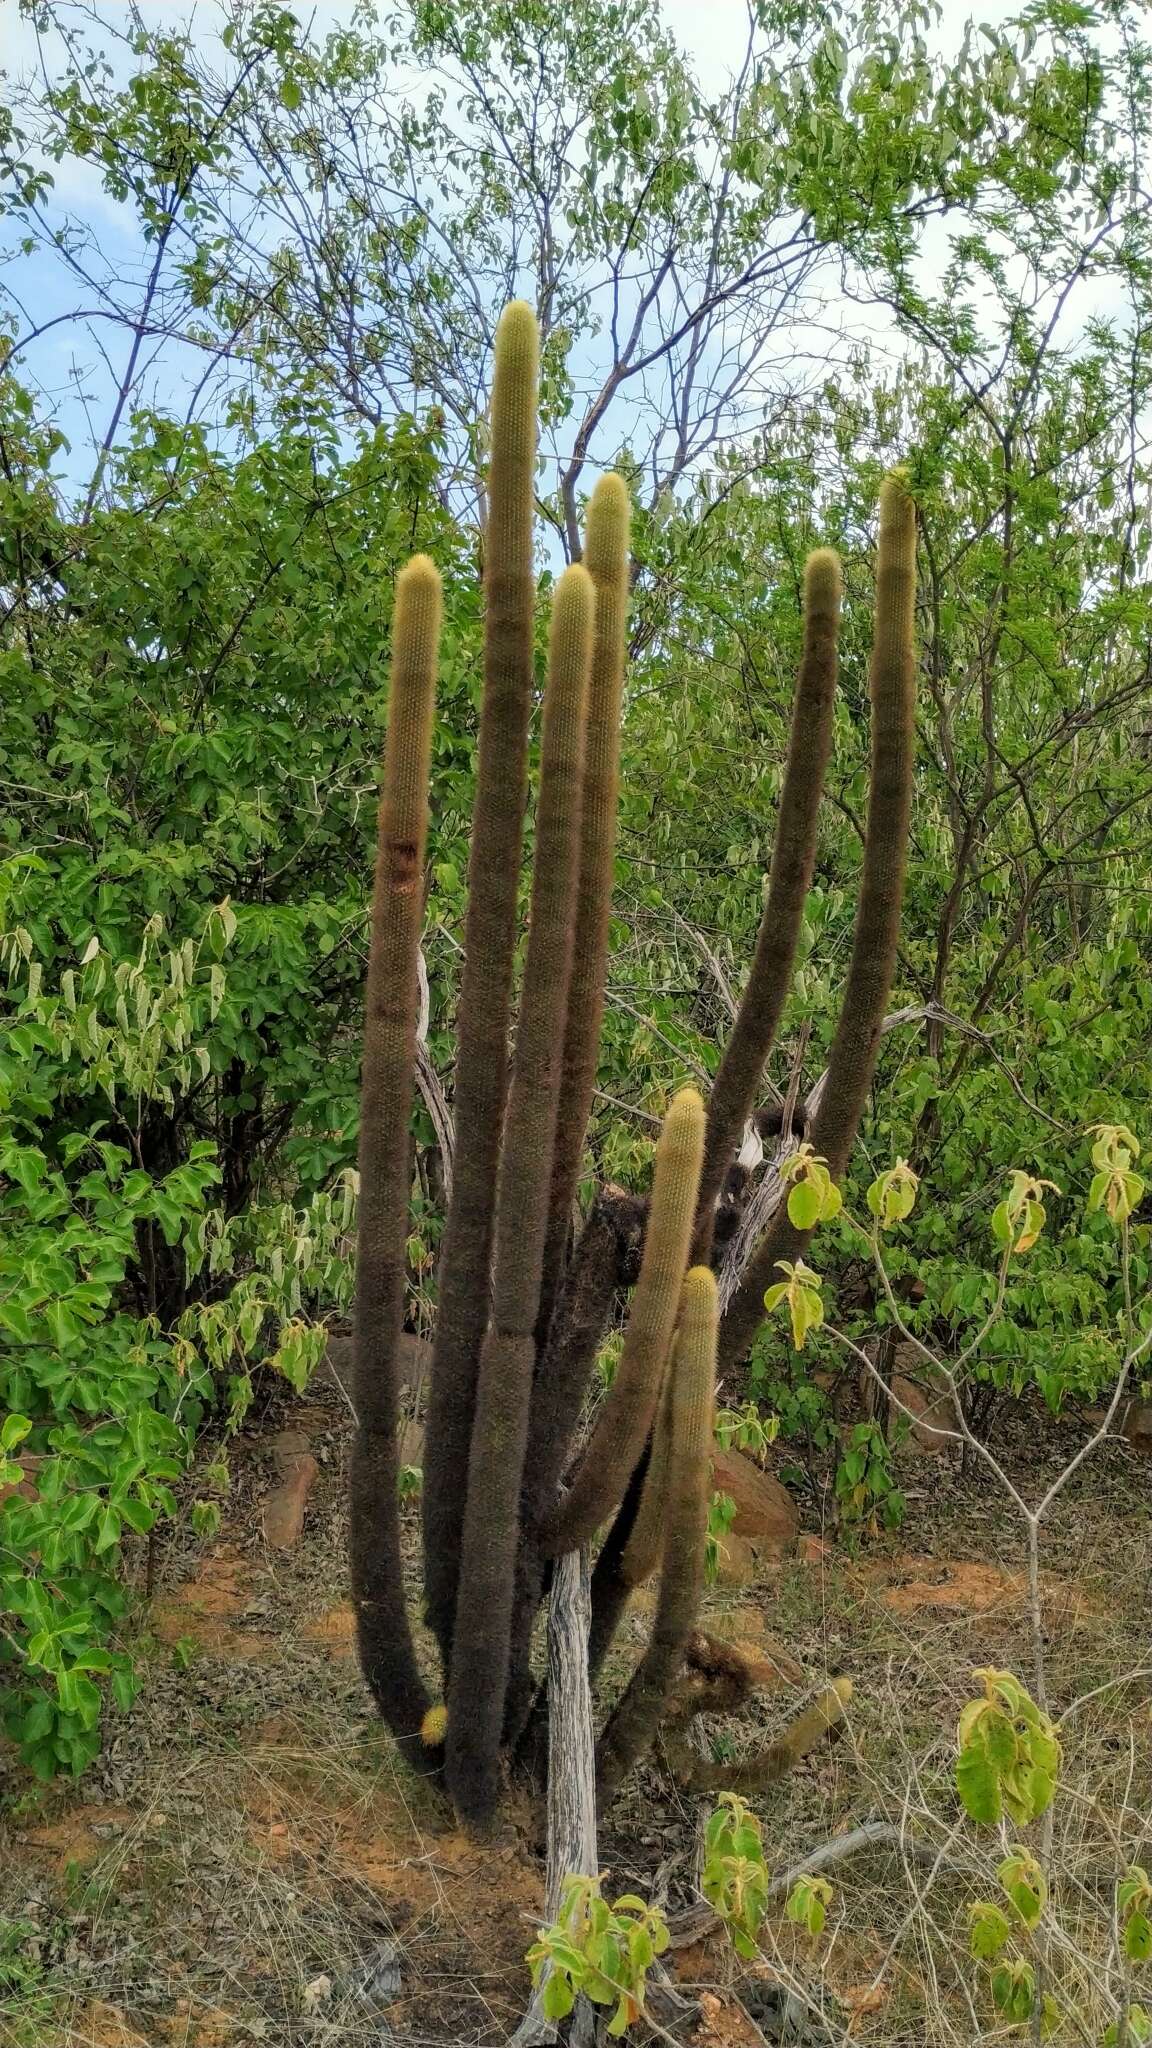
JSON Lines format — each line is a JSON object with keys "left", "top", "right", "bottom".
{"left": 112, "top": 1670, "right": 138, "bottom": 1712}
{"left": 19, "top": 1696, "right": 56, "bottom": 1746}
{"left": 998, "top": 1850, "right": 1046, "bottom": 1930}
{"left": 541, "top": 1974, "right": 575, "bottom": 2021}
{"left": 787, "top": 1179, "right": 822, "bottom": 1229}
{"left": 0, "top": 1413, "right": 33, "bottom": 1452}
{"left": 969, "top": 1902, "right": 1011, "bottom": 1959}
{"left": 981, "top": 1710, "right": 1017, "bottom": 1769}
{"left": 1126, "top": 1912, "right": 1152, "bottom": 1964}
{"left": 956, "top": 1745, "right": 1001, "bottom": 1824}
{"left": 0, "top": 1302, "right": 36, "bottom": 1343}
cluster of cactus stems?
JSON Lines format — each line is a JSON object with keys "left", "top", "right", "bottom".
{"left": 350, "top": 301, "right": 918, "bottom": 1835}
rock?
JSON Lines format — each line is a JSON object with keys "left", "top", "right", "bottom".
{"left": 712, "top": 1530, "right": 756, "bottom": 1588}
{"left": 860, "top": 1345, "right": 953, "bottom": 1452}
{"left": 263, "top": 1435, "right": 319, "bottom": 1549}
{"left": 323, "top": 1329, "right": 431, "bottom": 1402}
{"left": 349, "top": 1938, "right": 404, "bottom": 2008}
{"left": 1124, "top": 1403, "right": 1152, "bottom": 1453}
{"left": 888, "top": 1374, "right": 953, "bottom": 1452}
{"left": 397, "top": 1332, "right": 433, "bottom": 1391}
{"left": 710, "top": 1446, "right": 798, "bottom": 1558}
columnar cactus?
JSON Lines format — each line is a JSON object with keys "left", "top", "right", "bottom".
{"left": 422, "top": 303, "right": 539, "bottom": 1671}
{"left": 595, "top": 1265, "right": 717, "bottom": 1808}
{"left": 349, "top": 556, "right": 441, "bottom": 1754}
{"left": 348, "top": 300, "right": 917, "bottom": 1835}
{"left": 447, "top": 564, "right": 594, "bottom": 1827}
{"left": 692, "top": 547, "right": 841, "bottom": 1263}
{"left": 538, "top": 474, "right": 632, "bottom": 1345}
{"left": 542, "top": 1086, "right": 705, "bottom": 1558}
{"left": 715, "top": 474, "right": 918, "bottom": 1374}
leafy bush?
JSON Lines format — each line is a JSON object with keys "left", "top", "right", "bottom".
{"left": 0, "top": 377, "right": 473, "bottom": 1778}
{"left": 0, "top": 903, "right": 354, "bottom": 1776}
{"left": 526, "top": 1874, "right": 670, "bottom": 2035}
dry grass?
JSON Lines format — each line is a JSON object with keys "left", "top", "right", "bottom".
{"left": 2, "top": 1376, "right": 1150, "bottom": 2046}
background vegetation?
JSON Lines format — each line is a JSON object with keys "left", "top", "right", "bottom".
{"left": 2, "top": 0, "right": 1151, "bottom": 1793}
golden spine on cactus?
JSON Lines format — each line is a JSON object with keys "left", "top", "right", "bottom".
{"left": 447, "top": 563, "right": 595, "bottom": 1833}
{"left": 693, "top": 546, "right": 841, "bottom": 1262}
{"left": 537, "top": 473, "right": 632, "bottom": 1344}
{"left": 423, "top": 301, "right": 540, "bottom": 1669}
{"left": 349, "top": 553, "right": 442, "bottom": 1750}
{"left": 544, "top": 1087, "right": 706, "bottom": 1557}
{"left": 717, "top": 477, "right": 917, "bottom": 1376}
{"left": 595, "top": 1265, "right": 717, "bottom": 1808}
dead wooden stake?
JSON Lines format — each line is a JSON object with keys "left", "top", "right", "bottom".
{"left": 511, "top": 1547, "right": 599, "bottom": 2046}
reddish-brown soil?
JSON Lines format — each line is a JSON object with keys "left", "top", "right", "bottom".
{"left": 1, "top": 1360, "right": 1149, "bottom": 2047}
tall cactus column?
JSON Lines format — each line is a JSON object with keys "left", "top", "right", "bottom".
{"left": 537, "top": 473, "right": 633, "bottom": 1343}
{"left": 717, "top": 474, "right": 918, "bottom": 1374}
{"left": 693, "top": 548, "right": 841, "bottom": 1261}
{"left": 347, "top": 288, "right": 918, "bottom": 1829}
{"left": 423, "top": 304, "right": 540, "bottom": 1669}
{"left": 350, "top": 557, "right": 442, "bottom": 1754}
{"left": 447, "top": 566, "right": 595, "bottom": 1831}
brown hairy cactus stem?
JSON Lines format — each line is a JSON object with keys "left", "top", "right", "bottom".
{"left": 585, "top": 1445, "right": 650, "bottom": 1686}
{"left": 503, "top": 1184, "right": 647, "bottom": 1748}
{"left": 717, "top": 475, "right": 917, "bottom": 1375}
{"left": 537, "top": 474, "right": 632, "bottom": 1345}
{"left": 617, "top": 1345, "right": 673, "bottom": 1589}
{"left": 503, "top": 472, "right": 635, "bottom": 1747}
{"left": 525, "top": 1186, "right": 648, "bottom": 1520}
{"left": 594, "top": 1266, "right": 717, "bottom": 1810}
{"left": 423, "top": 301, "right": 539, "bottom": 1668}
{"left": 693, "top": 549, "right": 841, "bottom": 1264}
{"left": 687, "top": 1626, "right": 806, "bottom": 1691}
{"left": 661, "top": 1632, "right": 806, "bottom": 1737}
{"left": 447, "top": 564, "right": 594, "bottom": 1832}
{"left": 543, "top": 1089, "right": 706, "bottom": 1557}
{"left": 350, "top": 555, "right": 441, "bottom": 1752}
{"left": 664, "top": 1679, "right": 853, "bottom": 1795}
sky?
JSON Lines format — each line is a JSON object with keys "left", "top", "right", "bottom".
{"left": 0, "top": 0, "right": 1123, "bottom": 506}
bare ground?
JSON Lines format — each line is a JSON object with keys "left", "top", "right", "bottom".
{"left": 1, "top": 1366, "right": 1149, "bottom": 2047}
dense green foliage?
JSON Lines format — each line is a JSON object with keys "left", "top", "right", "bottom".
{"left": 0, "top": 408, "right": 467, "bottom": 1770}
{"left": 3, "top": 0, "right": 1152, "bottom": 1775}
